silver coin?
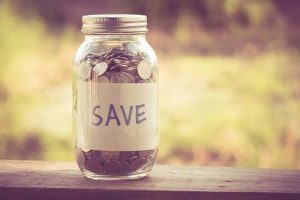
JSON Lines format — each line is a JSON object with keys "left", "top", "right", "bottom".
{"left": 139, "top": 52, "right": 150, "bottom": 61}
{"left": 131, "top": 58, "right": 142, "bottom": 64}
{"left": 96, "top": 76, "right": 110, "bottom": 83}
{"left": 92, "top": 58, "right": 102, "bottom": 66}
{"left": 111, "top": 72, "right": 135, "bottom": 83}
{"left": 93, "top": 62, "right": 108, "bottom": 77}
{"left": 101, "top": 151, "right": 120, "bottom": 161}
{"left": 78, "top": 62, "right": 92, "bottom": 81}
{"left": 85, "top": 53, "right": 98, "bottom": 60}
{"left": 113, "top": 59, "right": 131, "bottom": 65}
{"left": 80, "top": 147, "right": 91, "bottom": 153}
{"left": 137, "top": 60, "right": 152, "bottom": 80}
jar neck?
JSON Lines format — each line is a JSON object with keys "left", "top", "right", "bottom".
{"left": 84, "top": 34, "right": 146, "bottom": 42}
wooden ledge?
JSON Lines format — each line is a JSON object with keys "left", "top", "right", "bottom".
{"left": 0, "top": 160, "right": 300, "bottom": 200}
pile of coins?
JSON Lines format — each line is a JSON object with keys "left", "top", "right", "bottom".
{"left": 76, "top": 42, "right": 157, "bottom": 175}
{"left": 76, "top": 148, "right": 157, "bottom": 175}
{"left": 78, "top": 43, "right": 155, "bottom": 83}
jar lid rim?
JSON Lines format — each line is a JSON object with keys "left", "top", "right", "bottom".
{"left": 82, "top": 14, "right": 148, "bottom": 34}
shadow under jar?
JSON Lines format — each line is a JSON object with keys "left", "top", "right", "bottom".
{"left": 73, "top": 15, "right": 159, "bottom": 180}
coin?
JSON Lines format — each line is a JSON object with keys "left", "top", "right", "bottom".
{"left": 138, "top": 79, "right": 150, "bottom": 83}
{"left": 80, "top": 147, "right": 91, "bottom": 153}
{"left": 137, "top": 60, "right": 152, "bottom": 80}
{"left": 92, "top": 58, "right": 102, "bottom": 66}
{"left": 85, "top": 160, "right": 104, "bottom": 173}
{"left": 109, "top": 64, "right": 121, "bottom": 72}
{"left": 127, "top": 155, "right": 139, "bottom": 163}
{"left": 78, "top": 62, "right": 92, "bottom": 80}
{"left": 122, "top": 66, "right": 137, "bottom": 74}
{"left": 101, "top": 151, "right": 120, "bottom": 161}
{"left": 119, "top": 161, "right": 131, "bottom": 173}
{"left": 84, "top": 151, "right": 94, "bottom": 160}
{"left": 77, "top": 149, "right": 157, "bottom": 175}
{"left": 84, "top": 53, "right": 99, "bottom": 60}
{"left": 138, "top": 150, "right": 154, "bottom": 158}
{"left": 123, "top": 43, "right": 138, "bottom": 55}
{"left": 118, "top": 151, "right": 131, "bottom": 161}
{"left": 130, "top": 157, "right": 148, "bottom": 171}
{"left": 111, "top": 72, "right": 135, "bottom": 83}
{"left": 114, "top": 56, "right": 128, "bottom": 61}
{"left": 91, "top": 150, "right": 102, "bottom": 162}
{"left": 129, "top": 151, "right": 139, "bottom": 156}
{"left": 113, "top": 59, "right": 131, "bottom": 65}
{"left": 138, "top": 52, "right": 150, "bottom": 61}
{"left": 96, "top": 76, "right": 110, "bottom": 83}
{"left": 93, "top": 62, "right": 108, "bottom": 77}
{"left": 103, "top": 160, "right": 122, "bottom": 173}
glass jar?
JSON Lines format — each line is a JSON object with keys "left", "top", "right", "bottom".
{"left": 73, "top": 15, "right": 158, "bottom": 180}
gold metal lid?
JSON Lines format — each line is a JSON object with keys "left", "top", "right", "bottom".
{"left": 82, "top": 14, "right": 148, "bottom": 34}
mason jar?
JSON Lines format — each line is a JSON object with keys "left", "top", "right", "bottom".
{"left": 73, "top": 15, "right": 158, "bottom": 180}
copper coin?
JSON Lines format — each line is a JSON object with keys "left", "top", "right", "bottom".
{"left": 101, "top": 151, "right": 120, "bottom": 161}
{"left": 103, "top": 160, "right": 122, "bottom": 174}
{"left": 85, "top": 160, "right": 104, "bottom": 173}
{"left": 91, "top": 150, "right": 102, "bottom": 162}
{"left": 110, "top": 72, "right": 135, "bottom": 83}
{"left": 127, "top": 155, "right": 139, "bottom": 163}
{"left": 84, "top": 151, "right": 94, "bottom": 160}
{"left": 130, "top": 157, "right": 148, "bottom": 171}
{"left": 118, "top": 151, "right": 131, "bottom": 161}
{"left": 119, "top": 161, "right": 131, "bottom": 173}
{"left": 122, "top": 67, "right": 138, "bottom": 77}
{"left": 138, "top": 150, "right": 154, "bottom": 158}
{"left": 96, "top": 76, "right": 110, "bottom": 83}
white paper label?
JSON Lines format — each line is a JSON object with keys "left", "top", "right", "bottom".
{"left": 77, "top": 80, "right": 158, "bottom": 151}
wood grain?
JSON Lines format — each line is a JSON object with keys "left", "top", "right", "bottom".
{"left": 0, "top": 160, "right": 299, "bottom": 200}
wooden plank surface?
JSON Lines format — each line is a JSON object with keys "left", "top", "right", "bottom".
{"left": 0, "top": 160, "right": 299, "bottom": 200}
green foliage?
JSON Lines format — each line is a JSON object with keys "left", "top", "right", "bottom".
{"left": 0, "top": 1, "right": 299, "bottom": 169}
{"left": 159, "top": 52, "right": 300, "bottom": 168}
{"left": 0, "top": 2, "right": 78, "bottom": 160}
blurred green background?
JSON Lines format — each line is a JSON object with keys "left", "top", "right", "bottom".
{"left": 0, "top": 0, "right": 299, "bottom": 169}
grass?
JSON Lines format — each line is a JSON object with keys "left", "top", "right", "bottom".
{"left": 159, "top": 53, "right": 300, "bottom": 168}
